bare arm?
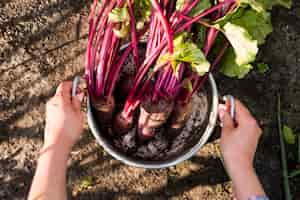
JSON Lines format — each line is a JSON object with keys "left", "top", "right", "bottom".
{"left": 219, "top": 99, "right": 267, "bottom": 200}
{"left": 28, "top": 82, "right": 84, "bottom": 200}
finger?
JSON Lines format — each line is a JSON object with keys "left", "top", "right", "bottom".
{"left": 72, "top": 92, "right": 84, "bottom": 111}
{"left": 234, "top": 99, "right": 255, "bottom": 126}
{"left": 219, "top": 105, "right": 234, "bottom": 132}
{"left": 55, "top": 81, "right": 72, "bottom": 98}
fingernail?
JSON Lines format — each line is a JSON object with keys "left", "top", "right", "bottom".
{"left": 218, "top": 107, "right": 225, "bottom": 122}
{"left": 77, "top": 92, "right": 84, "bottom": 102}
{"left": 219, "top": 104, "right": 227, "bottom": 110}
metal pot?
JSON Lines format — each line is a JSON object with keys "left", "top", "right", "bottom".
{"left": 72, "top": 73, "right": 221, "bottom": 169}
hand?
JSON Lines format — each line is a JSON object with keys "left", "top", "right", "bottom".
{"left": 219, "top": 99, "right": 262, "bottom": 172}
{"left": 44, "top": 81, "right": 85, "bottom": 151}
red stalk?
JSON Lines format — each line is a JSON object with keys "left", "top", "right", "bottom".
{"left": 107, "top": 45, "right": 133, "bottom": 97}
{"left": 175, "top": 0, "right": 235, "bottom": 33}
{"left": 95, "top": 24, "right": 113, "bottom": 97}
{"left": 127, "top": 0, "right": 140, "bottom": 68}
{"left": 150, "top": 0, "right": 174, "bottom": 53}
{"left": 189, "top": 42, "right": 229, "bottom": 98}
{"left": 104, "top": 36, "right": 120, "bottom": 94}
{"left": 182, "top": 0, "right": 201, "bottom": 15}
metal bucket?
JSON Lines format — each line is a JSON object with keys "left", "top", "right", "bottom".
{"left": 82, "top": 73, "right": 219, "bottom": 169}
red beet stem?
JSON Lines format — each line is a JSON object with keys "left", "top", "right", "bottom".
{"left": 150, "top": 0, "right": 174, "bottom": 54}
{"left": 204, "top": 28, "right": 219, "bottom": 55}
{"left": 182, "top": 0, "right": 201, "bottom": 15}
{"left": 107, "top": 45, "right": 132, "bottom": 97}
{"left": 175, "top": 0, "right": 235, "bottom": 33}
{"left": 188, "top": 42, "right": 229, "bottom": 99}
{"left": 95, "top": 24, "right": 113, "bottom": 97}
{"left": 127, "top": 0, "right": 140, "bottom": 68}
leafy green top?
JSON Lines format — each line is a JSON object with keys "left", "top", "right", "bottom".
{"left": 214, "top": 0, "right": 290, "bottom": 78}
{"left": 158, "top": 33, "right": 210, "bottom": 77}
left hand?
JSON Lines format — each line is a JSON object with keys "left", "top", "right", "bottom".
{"left": 44, "top": 81, "right": 85, "bottom": 151}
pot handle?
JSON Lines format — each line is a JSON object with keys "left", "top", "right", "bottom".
{"left": 223, "top": 95, "right": 236, "bottom": 120}
{"left": 219, "top": 95, "right": 236, "bottom": 126}
{"left": 72, "top": 76, "right": 81, "bottom": 97}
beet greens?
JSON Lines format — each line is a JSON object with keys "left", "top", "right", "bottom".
{"left": 85, "top": 0, "right": 292, "bottom": 138}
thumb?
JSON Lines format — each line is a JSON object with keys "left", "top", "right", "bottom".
{"left": 219, "top": 106, "right": 234, "bottom": 132}
{"left": 72, "top": 92, "right": 84, "bottom": 110}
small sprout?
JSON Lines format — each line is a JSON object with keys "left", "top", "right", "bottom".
{"left": 257, "top": 63, "right": 269, "bottom": 74}
{"left": 283, "top": 125, "right": 296, "bottom": 145}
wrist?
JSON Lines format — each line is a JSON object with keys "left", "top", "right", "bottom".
{"left": 224, "top": 161, "right": 266, "bottom": 199}
{"left": 44, "top": 129, "right": 75, "bottom": 153}
{"left": 41, "top": 142, "right": 71, "bottom": 161}
{"left": 223, "top": 155, "right": 254, "bottom": 176}
{"left": 226, "top": 163, "right": 255, "bottom": 184}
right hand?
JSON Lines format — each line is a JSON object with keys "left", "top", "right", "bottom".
{"left": 218, "top": 99, "right": 262, "bottom": 172}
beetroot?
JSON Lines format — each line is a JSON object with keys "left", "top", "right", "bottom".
{"left": 113, "top": 111, "right": 133, "bottom": 135}
{"left": 91, "top": 96, "right": 115, "bottom": 134}
{"left": 138, "top": 96, "right": 174, "bottom": 141}
{"left": 168, "top": 99, "right": 193, "bottom": 134}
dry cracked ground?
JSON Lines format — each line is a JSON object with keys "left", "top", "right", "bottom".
{"left": 0, "top": 0, "right": 299, "bottom": 199}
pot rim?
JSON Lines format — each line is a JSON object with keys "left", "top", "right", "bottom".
{"left": 86, "top": 73, "right": 219, "bottom": 169}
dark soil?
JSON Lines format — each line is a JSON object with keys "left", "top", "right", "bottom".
{"left": 0, "top": 0, "right": 299, "bottom": 199}
{"left": 111, "top": 91, "right": 209, "bottom": 161}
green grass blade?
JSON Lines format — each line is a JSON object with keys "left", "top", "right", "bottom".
{"left": 277, "top": 94, "right": 292, "bottom": 200}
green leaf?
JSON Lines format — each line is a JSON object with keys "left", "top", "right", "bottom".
{"left": 222, "top": 22, "right": 258, "bottom": 65}
{"left": 214, "top": 6, "right": 244, "bottom": 27}
{"left": 257, "top": 63, "right": 269, "bottom": 73}
{"left": 176, "top": 0, "right": 185, "bottom": 11}
{"left": 189, "top": 0, "right": 212, "bottom": 17}
{"left": 176, "top": 0, "right": 212, "bottom": 15}
{"left": 108, "top": 7, "right": 130, "bottom": 23}
{"left": 173, "top": 32, "right": 188, "bottom": 47}
{"left": 230, "top": 9, "right": 273, "bottom": 45}
{"left": 283, "top": 125, "right": 296, "bottom": 144}
{"left": 240, "top": 0, "right": 292, "bottom": 12}
{"left": 158, "top": 33, "right": 210, "bottom": 76}
{"left": 134, "top": 0, "right": 151, "bottom": 30}
{"left": 194, "top": 24, "right": 207, "bottom": 49}
{"left": 113, "top": 25, "right": 129, "bottom": 38}
{"left": 109, "top": 6, "right": 130, "bottom": 38}
{"left": 215, "top": 7, "right": 273, "bottom": 45}
{"left": 216, "top": 9, "right": 273, "bottom": 78}
{"left": 220, "top": 47, "right": 253, "bottom": 79}
{"left": 173, "top": 42, "right": 210, "bottom": 76}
